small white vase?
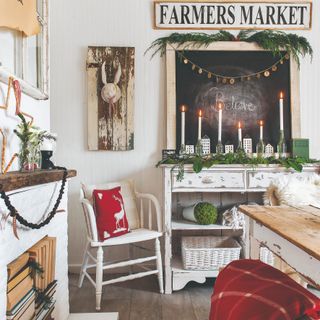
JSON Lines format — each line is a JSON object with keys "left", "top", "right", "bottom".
{"left": 182, "top": 204, "right": 198, "bottom": 222}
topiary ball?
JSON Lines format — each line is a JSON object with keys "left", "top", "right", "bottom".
{"left": 194, "top": 202, "right": 218, "bottom": 225}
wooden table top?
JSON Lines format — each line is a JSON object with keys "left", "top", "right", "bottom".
{"left": 239, "top": 205, "right": 320, "bottom": 261}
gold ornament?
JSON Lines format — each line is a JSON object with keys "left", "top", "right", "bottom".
{"left": 264, "top": 70, "right": 270, "bottom": 77}
{"left": 256, "top": 73, "right": 261, "bottom": 79}
{"left": 192, "top": 64, "right": 196, "bottom": 70}
{"left": 229, "top": 78, "right": 235, "bottom": 85}
{"left": 222, "top": 78, "right": 227, "bottom": 84}
{"left": 183, "top": 59, "right": 188, "bottom": 64}
{"left": 208, "top": 73, "right": 212, "bottom": 79}
{"left": 198, "top": 68, "right": 203, "bottom": 74}
{"left": 216, "top": 77, "right": 220, "bottom": 83}
{"left": 272, "top": 65, "right": 277, "bottom": 71}
{"left": 247, "top": 76, "right": 251, "bottom": 81}
{"left": 280, "top": 60, "right": 284, "bottom": 65}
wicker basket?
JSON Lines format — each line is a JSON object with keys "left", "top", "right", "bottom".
{"left": 260, "top": 247, "right": 274, "bottom": 266}
{"left": 182, "top": 236, "right": 241, "bottom": 270}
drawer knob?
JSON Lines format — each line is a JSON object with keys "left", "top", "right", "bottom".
{"left": 202, "top": 176, "right": 213, "bottom": 184}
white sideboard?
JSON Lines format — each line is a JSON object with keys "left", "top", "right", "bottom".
{"left": 162, "top": 164, "right": 319, "bottom": 294}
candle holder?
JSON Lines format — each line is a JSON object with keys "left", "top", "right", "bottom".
{"left": 277, "top": 130, "right": 287, "bottom": 158}
{"left": 236, "top": 140, "right": 245, "bottom": 156}
{"left": 216, "top": 141, "right": 224, "bottom": 154}
{"left": 179, "top": 144, "right": 186, "bottom": 156}
{"left": 256, "top": 139, "right": 265, "bottom": 157}
{"left": 195, "top": 139, "right": 203, "bottom": 156}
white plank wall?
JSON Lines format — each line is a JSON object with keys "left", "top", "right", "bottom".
{"left": 50, "top": 0, "right": 320, "bottom": 268}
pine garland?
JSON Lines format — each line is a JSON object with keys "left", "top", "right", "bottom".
{"left": 146, "top": 30, "right": 312, "bottom": 65}
{"left": 156, "top": 153, "right": 319, "bottom": 182}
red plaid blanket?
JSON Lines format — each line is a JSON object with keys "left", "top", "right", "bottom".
{"left": 210, "top": 260, "right": 320, "bottom": 320}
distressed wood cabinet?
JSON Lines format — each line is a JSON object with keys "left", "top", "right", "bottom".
{"left": 162, "top": 164, "right": 319, "bottom": 294}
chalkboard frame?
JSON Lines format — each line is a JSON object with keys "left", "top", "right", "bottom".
{"left": 165, "top": 41, "right": 301, "bottom": 149}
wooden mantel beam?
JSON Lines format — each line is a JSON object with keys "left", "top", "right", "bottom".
{"left": 0, "top": 169, "right": 77, "bottom": 192}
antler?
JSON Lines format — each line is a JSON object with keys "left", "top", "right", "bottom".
{"left": 101, "top": 61, "right": 107, "bottom": 85}
{"left": 113, "top": 63, "right": 121, "bottom": 85}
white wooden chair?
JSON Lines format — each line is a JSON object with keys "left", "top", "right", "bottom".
{"left": 78, "top": 184, "right": 164, "bottom": 311}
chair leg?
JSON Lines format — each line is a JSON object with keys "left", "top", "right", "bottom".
{"left": 129, "top": 244, "right": 134, "bottom": 274}
{"left": 155, "top": 238, "right": 164, "bottom": 294}
{"left": 78, "top": 241, "right": 90, "bottom": 288}
{"left": 96, "top": 246, "right": 104, "bottom": 311}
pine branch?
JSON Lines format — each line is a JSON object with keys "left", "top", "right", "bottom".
{"left": 145, "top": 31, "right": 235, "bottom": 58}
{"left": 145, "top": 30, "right": 313, "bottom": 65}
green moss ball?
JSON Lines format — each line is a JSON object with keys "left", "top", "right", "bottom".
{"left": 194, "top": 202, "right": 218, "bottom": 225}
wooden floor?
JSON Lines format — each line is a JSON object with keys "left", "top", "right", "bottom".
{"left": 69, "top": 274, "right": 214, "bottom": 320}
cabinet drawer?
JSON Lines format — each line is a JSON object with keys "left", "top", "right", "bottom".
{"left": 247, "top": 170, "right": 315, "bottom": 190}
{"left": 172, "top": 170, "right": 245, "bottom": 190}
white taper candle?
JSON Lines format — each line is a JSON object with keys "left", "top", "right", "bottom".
{"left": 279, "top": 92, "right": 284, "bottom": 131}
{"left": 238, "top": 122, "right": 242, "bottom": 142}
{"left": 218, "top": 104, "right": 222, "bottom": 141}
{"left": 181, "top": 105, "right": 185, "bottom": 145}
{"left": 198, "top": 110, "right": 202, "bottom": 140}
{"left": 259, "top": 120, "right": 263, "bottom": 140}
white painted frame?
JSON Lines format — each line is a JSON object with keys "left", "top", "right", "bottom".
{"left": 166, "top": 41, "right": 301, "bottom": 149}
{"left": 0, "top": 0, "right": 49, "bottom": 100}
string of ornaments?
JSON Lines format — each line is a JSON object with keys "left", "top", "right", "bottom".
{"left": 0, "top": 166, "right": 67, "bottom": 239}
{"left": 177, "top": 49, "right": 290, "bottom": 85}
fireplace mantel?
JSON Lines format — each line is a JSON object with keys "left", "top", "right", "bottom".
{"left": 0, "top": 170, "right": 76, "bottom": 320}
{"left": 0, "top": 169, "right": 77, "bottom": 192}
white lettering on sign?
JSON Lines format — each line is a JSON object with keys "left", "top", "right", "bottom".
{"left": 154, "top": 2, "right": 312, "bottom": 30}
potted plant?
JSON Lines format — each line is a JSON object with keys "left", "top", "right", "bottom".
{"left": 14, "top": 113, "right": 56, "bottom": 172}
{"left": 183, "top": 202, "right": 218, "bottom": 225}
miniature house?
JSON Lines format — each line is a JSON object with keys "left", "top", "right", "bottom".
{"left": 225, "top": 144, "right": 234, "bottom": 154}
{"left": 185, "top": 145, "right": 195, "bottom": 154}
{"left": 243, "top": 136, "right": 253, "bottom": 154}
{"left": 201, "top": 135, "right": 211, "bottom": 155}
{"left": 265, "top": 144, "right": 275, "bottom": 157}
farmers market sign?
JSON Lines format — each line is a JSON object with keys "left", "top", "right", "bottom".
{"left": 153, "top": 1, "right": 312, "bottom": 30}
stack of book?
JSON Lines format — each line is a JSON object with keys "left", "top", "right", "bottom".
{"left": 28, "top": 236, "right": 56, "bottom": 291}
{"left": 7, "top": 253, "right": 35, "bottom": 320}
{"left": 6, "top": 236, "right": 57, "bottom": 320}
{"left": 35, "top": 280, "right": 57, "bottom": 320}
{"left": 28, "top": 236, "right": 57, "bottom": 320}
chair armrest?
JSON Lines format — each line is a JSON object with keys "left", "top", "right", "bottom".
{"left": 135, "top": 192, "right": 162, "bottom": 232}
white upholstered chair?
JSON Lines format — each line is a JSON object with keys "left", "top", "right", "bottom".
{"left": 78, "top": 181, "right": 164, "bottom": 311}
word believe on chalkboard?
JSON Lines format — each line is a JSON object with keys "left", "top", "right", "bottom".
{"left": 154, "top": 1, "right": 312, "bottom": 30}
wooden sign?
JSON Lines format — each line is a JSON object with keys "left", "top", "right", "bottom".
{"left": 87, "top": 47, "right": 135, "bottom": 151}
{"left": 154, "top": 1, "right": 312, "bottom": 30}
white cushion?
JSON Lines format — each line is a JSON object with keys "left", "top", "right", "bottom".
{"left": 81, "top": 180, "right": 140, "bottom": 230}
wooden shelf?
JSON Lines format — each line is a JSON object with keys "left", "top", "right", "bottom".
{"left": 172, "top": 256, "right": 219, "bottom": 277}
{"left": 0, "top": 169, "right": 77, "bottom": 192}
{"left": 172, "top": 220, "right": 241, "bottom": 231}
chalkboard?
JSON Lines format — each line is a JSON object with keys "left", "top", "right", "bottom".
{"left": 176, "top": 50, "right": 292, "bottom": 152}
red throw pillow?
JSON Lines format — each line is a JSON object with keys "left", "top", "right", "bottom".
{"left": 93, "top": 187, "right": 130, "bottom": 241}
{"left": 210, "top": 259, "right": 320, "bottom": 320}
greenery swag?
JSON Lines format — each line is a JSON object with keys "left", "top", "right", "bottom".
{"left": 156, "top": 153, "right": 318, "bottom": 182}
{"left": 146, "top": 30, "right": 313, "bottom": 65}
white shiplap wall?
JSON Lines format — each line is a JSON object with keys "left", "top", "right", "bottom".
{"left": 50, "top": 0, "right": 320, "bottom": 267}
